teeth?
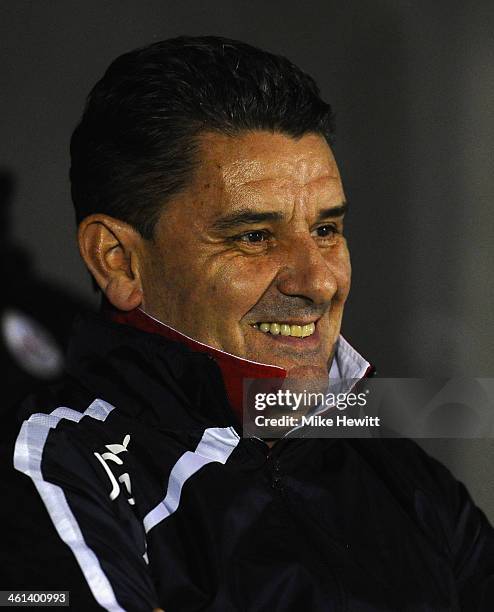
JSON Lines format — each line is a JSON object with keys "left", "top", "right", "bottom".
{"left": 270, "top": 323, "right": 280, "bottom": 335}
{"left": 255, "top": 321, "right": 316, "bottom": 337}
{"left": 302, "top": 324, "right": 313, "bottom": 337}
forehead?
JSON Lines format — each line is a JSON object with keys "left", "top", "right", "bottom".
{"left": 193, "top": 131, "right": 342, "bottom": 205}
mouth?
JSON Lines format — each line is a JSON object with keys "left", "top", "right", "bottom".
{"left": 250, "top": 320, "right": 317, "bottom": 338}
{"left": 247, "top": 316, "right": 328, "bottom": 362}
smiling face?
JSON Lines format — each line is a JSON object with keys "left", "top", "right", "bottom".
{"left": 139, "top": 131, "right": 351, "bottom": 380}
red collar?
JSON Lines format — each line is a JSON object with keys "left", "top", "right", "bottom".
{"left": 107, "top": 307, "right": 286, "bottom": 423}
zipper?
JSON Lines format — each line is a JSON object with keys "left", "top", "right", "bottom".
{"left": 266, "top": 451, "right": 282, "bottom": 490}
{"left": 258, "top": 438, "right": 345, "bottom": 610}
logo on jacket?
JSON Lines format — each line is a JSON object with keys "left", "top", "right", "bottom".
{"left": 94, "top": 434, "right": 135, "bottom": 506}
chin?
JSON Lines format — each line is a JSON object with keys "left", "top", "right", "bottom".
{"left": 285, "top": 363, "right": 328, "bottom": 379}
{"left": 277, "top": 365, "right": 330, "bottom": 413}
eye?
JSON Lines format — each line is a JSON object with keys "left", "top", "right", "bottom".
{"left": 312, "top": 224, "right": 339, "bottom": 238}
{"left": 237, "top": 230, "right": 270, "bottom": 244}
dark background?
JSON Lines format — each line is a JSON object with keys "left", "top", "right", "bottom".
{"left": 1, "top": 1, "right": 493, "bottom": 519}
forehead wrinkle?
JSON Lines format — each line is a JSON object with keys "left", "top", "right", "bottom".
{"left": 221, "top": 162, "right": 282, "bottom": 208}
{"left": 196, "top": 134, "right": 343, "bottom": 220}
{"left": 221, "top": 153, "right": 337, "bottom": 186}
{"left": 221, "top": 168, "right": 340, "bottom": 209}
{"left": 217, "top": 170, "right": 344, "bottom": 223}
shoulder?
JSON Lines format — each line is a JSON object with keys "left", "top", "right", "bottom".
{"left": 352, "top": 437, "right": 494, "bottom": 580}
{"left": 12, "top": 386, "right": 160, "bottom": 610}
{"left": 13, "top": 376, "right": 129, "bottom": 506}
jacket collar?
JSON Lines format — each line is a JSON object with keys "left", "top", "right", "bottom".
{"left": 107, "top": 306, "right": 373, "bottom": 422}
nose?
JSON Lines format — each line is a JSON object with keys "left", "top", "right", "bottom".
{"left": 275, "top": 235, "right": 338, "bottom": 306}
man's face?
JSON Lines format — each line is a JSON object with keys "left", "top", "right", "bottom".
{"left": 139, "top": 131, "right": 351, "bottom": 380}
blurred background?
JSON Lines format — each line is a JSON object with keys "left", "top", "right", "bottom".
{"left": 1, "top": 1, "right": 493, "bottom": 519}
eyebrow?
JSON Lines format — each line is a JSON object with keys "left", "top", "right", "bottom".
{"left": 210, "top": 201, "right": 348, "bottom": 232}
{"left": 316, "top": 202, "right": 348, "bottom": 221}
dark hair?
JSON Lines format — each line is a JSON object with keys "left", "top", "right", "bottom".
{"left": 70, "top": 36, "right": 334, "bottom": 239}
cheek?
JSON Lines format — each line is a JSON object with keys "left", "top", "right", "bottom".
{"left": 327, "top": 241, "right": 352, "bottom": 300}
{"left": 340, "top": 248, "right": 352, "bottom": 293}
{"left": 213, "top": 257, "right": 276, "bottom": 316}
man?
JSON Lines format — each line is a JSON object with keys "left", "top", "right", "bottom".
{"left": 11, "top": 36, "right": 494, "bottom": 610}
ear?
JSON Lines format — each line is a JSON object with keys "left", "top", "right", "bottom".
{"left": 78, "top": 214, "right": 144, "bottom": 311}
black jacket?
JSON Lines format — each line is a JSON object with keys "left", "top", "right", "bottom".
{"left": 10, "top": 313, "right": 494, "bottom": 611}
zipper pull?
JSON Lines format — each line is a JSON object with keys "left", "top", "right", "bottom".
{"left": 267, "top": 454, "right": 282, "bottom": 489}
